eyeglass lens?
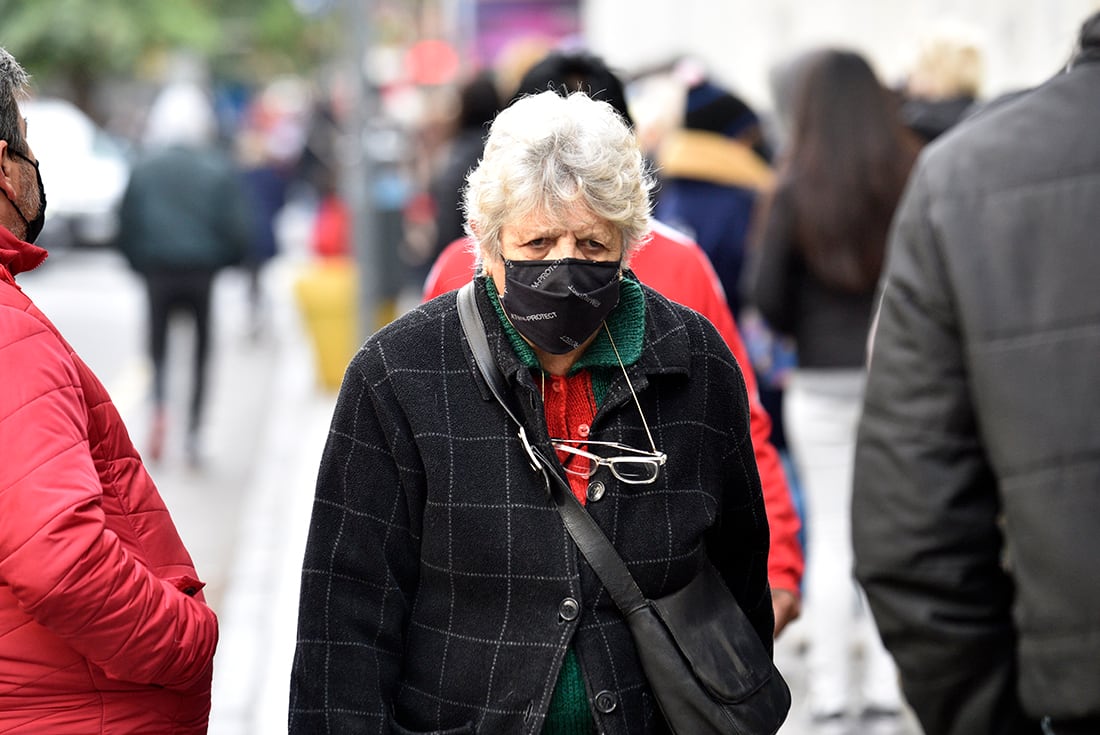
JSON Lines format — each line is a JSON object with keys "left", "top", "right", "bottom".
{"left": 607, "top": 459, "right": 659, "bottom": 483}
{"left": 555, "top": 443, "right": 661, "bottom": 484}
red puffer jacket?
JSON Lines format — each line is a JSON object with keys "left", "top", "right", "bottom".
{"left": 0, "top": 229, "right": 218, "bottom": 733}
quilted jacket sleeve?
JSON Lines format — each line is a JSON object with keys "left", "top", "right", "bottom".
{"left": 0, "top": 304, "right": 217, "bottom": 692}
{"left": 851, "top": 165, "right": 1025, "bottom": 734}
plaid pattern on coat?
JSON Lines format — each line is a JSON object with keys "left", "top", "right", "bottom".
{"left": 289, "top": 277, "right": 773, "bottom": 734}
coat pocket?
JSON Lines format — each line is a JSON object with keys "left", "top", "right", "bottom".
{"left": 165, "top": 574, "right": 206, "bottom": 597}
{"left": 391, "top": 719, "right": 475, "bottom": 735}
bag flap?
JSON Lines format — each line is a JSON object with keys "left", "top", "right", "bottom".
{"left": 649, "top": 562, "right": 777, "bottom": 702}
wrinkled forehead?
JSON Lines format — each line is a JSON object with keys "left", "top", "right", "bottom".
{"left": 506, "top": 203, "right": 615, "bottom": 238}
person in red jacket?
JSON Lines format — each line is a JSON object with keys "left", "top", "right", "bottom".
{"left": 0, "top": 47, "right": 218, "bottom": 732}
{"left": 422, "top": 51, "right": 804, "bottom": 635}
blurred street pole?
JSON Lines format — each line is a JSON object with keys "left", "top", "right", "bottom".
{"left": 342, "top": 0, "right": 381, "bottom": 341}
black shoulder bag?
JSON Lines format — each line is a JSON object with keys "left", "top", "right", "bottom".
{"left": 457, "top": 282, "right": 791, "bottom": 735}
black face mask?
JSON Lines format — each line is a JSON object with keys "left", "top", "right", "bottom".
{"left": 499, "top": 258, "right": 621, "bottom": 354}
{"left": 6, "top": 150, "right": 47, "bottom": 244}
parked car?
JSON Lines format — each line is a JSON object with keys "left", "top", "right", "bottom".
{"left": 21, "top": 97, "right": 131, "bottom": 250}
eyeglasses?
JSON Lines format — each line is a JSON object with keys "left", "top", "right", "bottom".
{"left": 552, "top": 439, "right": 667, "bottom": 484}
{"left": 550, "top": 323, "right": 667, "bottom": 484}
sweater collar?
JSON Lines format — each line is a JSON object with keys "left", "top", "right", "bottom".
{"left": 484, "top": 273, "right": 645, "bottom": 374}
{"left": 469, "top": 274, "right": 693, "bottom": 408}
{"left": 0, "top": 225, "right": 48, "bottom": 280}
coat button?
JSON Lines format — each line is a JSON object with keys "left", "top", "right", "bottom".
{"left": 594, "top": 690, "right": 617, "bottom": 713}
{"left": 586, "top": 480, "right": 605, "bottom": 502}
{"left": 558, "top": 597, "right": 580, "bottom": 621}
{"left": 578, "top": 423, "right": 590, "bottom": 437}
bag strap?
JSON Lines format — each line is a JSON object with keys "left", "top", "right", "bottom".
{"left": 456, "top": 281, "right": 526, "bottom": 429}
{"left": 457, "top": 282, "right": 649, "bottom": 615}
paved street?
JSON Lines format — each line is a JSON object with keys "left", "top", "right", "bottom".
{"left": 21, "top": 245, "right": 335, "bottom": 734}
{"left": 21, "top": 246, "right": 923, "bottom": 735}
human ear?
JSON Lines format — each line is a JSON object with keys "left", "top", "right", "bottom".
{"left": 0, "top": 140, "right": 18, "bottom": 203}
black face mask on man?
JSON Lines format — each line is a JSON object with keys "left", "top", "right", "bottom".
{"left": 499, "top": 258, "right": 621, "bottom": 354}
{"left": 5, "top": 150, "right": 47, "bottom": 244}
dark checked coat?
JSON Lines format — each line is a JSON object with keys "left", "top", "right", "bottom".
{"left": 289, "top": 276, "right": 773, "bottom": 735}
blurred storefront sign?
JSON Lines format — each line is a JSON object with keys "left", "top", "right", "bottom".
{"left": 472, "top": 0, "right": 580, "bottom": 66}
{"left": 405, "top": 38, "right": 461, "bottom": 85}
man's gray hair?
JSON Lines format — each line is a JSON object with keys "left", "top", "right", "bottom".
{"left": 0, "top": 48, "right": 30, "bottom": 156}
{"left": 464, "top": 90, "right": 654, "bottom": 265}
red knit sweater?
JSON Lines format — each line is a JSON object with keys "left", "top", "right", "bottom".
{"left": 541, "top": 368, "right": 598, "bottom": 734}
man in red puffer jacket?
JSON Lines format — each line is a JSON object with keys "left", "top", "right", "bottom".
{"left": 0, "top": 47, "right": 218, "bottom": 733}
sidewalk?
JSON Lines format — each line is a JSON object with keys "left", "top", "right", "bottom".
{"left": 207, "top": 257, "right": 337, "bottom": 735}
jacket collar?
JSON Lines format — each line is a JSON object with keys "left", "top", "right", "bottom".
{"left": 472, "top": 274, "right": 693, "bottom": 395}
{"left": 657, "top": 129, "right": 775, "bottom": 191}
{"left": 0, "top": 225, "right": 48, "bottom": 282}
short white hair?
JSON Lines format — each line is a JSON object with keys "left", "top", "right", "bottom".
{"left": 143, "top": 82, "right": 217, "bottom": 148}
{"left": 464, "top": 90, "right": 654, "bottom": 263}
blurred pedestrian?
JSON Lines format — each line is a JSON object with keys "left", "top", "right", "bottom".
{"left": 654, "top": 74, "right": 773, "bottom": 320}
{"left": 402, "top": 70, "right": 501, "bottom": 287}
{"left": 853, "top": 12, "right": 1100, "bottom": 735}
{"left": 235, "top": 96, "right": 291, "bottom": 340}
{"left": 291, "top": 89, "right": 774, "bottom": 733}
{"left": 423, "top": 49, "right": 805, "bottom": 637}
{"left": 0, "top": 47, "right": 217, "bottom": 733}
{"left": 650, "top": 71, "right": 801, "bottom": 539}
{"left": 426, "top": 70, "right": 500, "bottom": 264}
{"left": 763, "top": 49, "right": 824, "bottom": 158}
{"left": 747, "top": 48, "right": 920, "bottom": 731}
{"left": 900, "top": 26, "right": 985, "bottom": 143}
{"left": 117, "top": 81, "right": 250, "bottom": 466}
{"left": 294, "top": 87, "right": 342, "bottom": 204}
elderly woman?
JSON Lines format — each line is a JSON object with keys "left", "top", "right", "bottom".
{"left": 289, "top": 90, "right": 773, "bottom": 734}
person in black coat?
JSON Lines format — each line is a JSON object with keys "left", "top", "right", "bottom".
{"left": 289, "top": 90, "right": 772, "bottom": 734}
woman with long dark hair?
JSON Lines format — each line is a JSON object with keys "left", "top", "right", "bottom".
{"left": 747, "top": 48, "right": 920, "bottom": 731}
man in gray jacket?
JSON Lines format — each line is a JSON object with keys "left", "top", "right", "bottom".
{"left": 852, "top": 11, "right": 1100, "bottom": 735}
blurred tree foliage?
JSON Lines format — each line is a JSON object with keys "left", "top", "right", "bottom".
{"left": 0, "top": 0, "right": 337, "bottom": 114}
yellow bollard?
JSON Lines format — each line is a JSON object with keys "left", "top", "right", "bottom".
{"left": 293, "top": 257, "right": 359, "bottom": 392}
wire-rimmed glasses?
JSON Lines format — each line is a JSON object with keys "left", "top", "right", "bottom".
{"left": 552, "top": 439, "right": 667, "bottom": 484}
{"left": 547, "top": 322, "right": 667, "bottom": 484}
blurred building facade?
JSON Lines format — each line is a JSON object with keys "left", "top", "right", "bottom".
{"left": 583, "top": 0, "right": 1099, "bottom": 112}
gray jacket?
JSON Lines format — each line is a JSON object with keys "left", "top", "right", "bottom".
{"left": 853, "top": 47, "right": 1100, "bottom": 734}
